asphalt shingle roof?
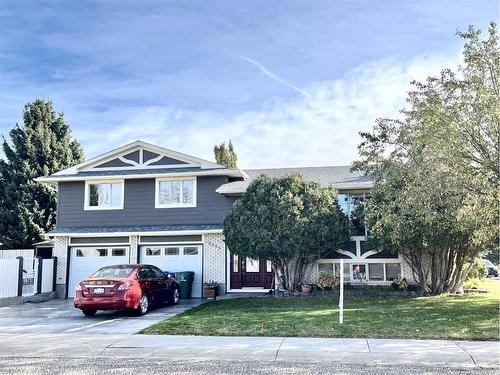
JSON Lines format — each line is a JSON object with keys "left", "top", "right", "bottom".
{"left": 48, "top": 224, "right": 222, "bottom": 235}
{"left": 216, "top": 165, "right": 372, "bottom": 194}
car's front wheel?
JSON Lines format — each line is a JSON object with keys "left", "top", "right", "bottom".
{"left": 135, "top": 293, "right": 149, "bottom": 315}
{"left": 82, "top": 309, "right": 97, "bottom": 317}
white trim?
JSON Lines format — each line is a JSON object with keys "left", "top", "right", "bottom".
{"left": 118, "top": 156, "right": 139, "bottom": 167}
{"left": 228, "top": 288, "right": 270, "bottom": 293}
{"left": 36, "top": 168, "right": 245, "bottom": 184}
{"left": 155, "top": 176, "right": 197, "bottom": 209}
{"left": 83, "top": 180, "right": 124, "bottom": 211}
{"left": 50, "top": 229, "right": 223, "bottom": 237}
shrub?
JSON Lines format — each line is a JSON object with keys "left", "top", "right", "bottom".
{"left": 463, "top": 278, "right": 482, "bottom": 289}
{"left": 317, "top": 272, "right": 338, "bottom": 290}
{"left": 466, "top": 258, "right": 488, "bottom": 280}
{"left": 391, "top": 276, "right": 409, "bottom": 291}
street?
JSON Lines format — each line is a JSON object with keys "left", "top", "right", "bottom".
{"left": 0, "top": 357, "right": 497, "bottom": 375}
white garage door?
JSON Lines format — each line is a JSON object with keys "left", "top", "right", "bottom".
{"left": 140, "top": 245, "right": 202, "bottom": 298}
{"left": 68, "top": 246, "right": 130, "bottom": 297}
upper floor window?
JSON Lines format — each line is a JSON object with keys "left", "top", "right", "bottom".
{"left": 155, "top": 177, "right": 196, "bottom": 208}
{"left": 84, "top": 180, "right": 124, "bottom": 210}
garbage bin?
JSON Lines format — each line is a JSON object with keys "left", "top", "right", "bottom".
{"left": 176, "top": 271, "right": 195, "bottom": 299}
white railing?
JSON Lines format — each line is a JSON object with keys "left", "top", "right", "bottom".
{"left": 41, "top": 258, "right": 55, "bottom": 293}
{"left": 0, "top": 258, "right": 20, "bottom": 298}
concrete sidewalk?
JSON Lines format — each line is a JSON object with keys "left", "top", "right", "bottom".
{"left": 107, "top": 335, "right": 499, "bottom": 368}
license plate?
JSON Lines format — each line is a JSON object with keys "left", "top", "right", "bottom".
{"left": 93, "top": 288, "right": 105, "bottom": 294}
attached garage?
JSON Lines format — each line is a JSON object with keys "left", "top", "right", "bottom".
{"left": 140, "top": 244, "right": 203, "bottom": 297}
{"left": 68, "top": 245, "right": 130, "bottom": 298}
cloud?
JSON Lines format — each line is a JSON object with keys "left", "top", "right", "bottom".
{"left": 241, "top": 56, "right": 311, "bottom": 97}
{"left": 75, "top": 52, "right": 459, "bottom": 168}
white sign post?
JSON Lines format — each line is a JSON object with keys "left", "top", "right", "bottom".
{"left": 339, "top": 259, "right": 344, "bottom": 324}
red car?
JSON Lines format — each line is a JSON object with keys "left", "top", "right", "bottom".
{"left": 74, "top": 264, "right": 181, "bottom": 317}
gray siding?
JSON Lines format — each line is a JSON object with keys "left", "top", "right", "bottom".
{"left": 71, "top": 236, "right": 130, "bottom": 244}
{"left": 140, "top": 235, "right": 202, "bottom": 243}
{"left": 57, "top": 176, "right": 238, "bottom": 228}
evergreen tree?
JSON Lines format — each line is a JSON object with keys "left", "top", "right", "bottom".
{"left": 0, "top": 100, "right": 84, "bottom": 248}
{"left": 214, "top": 139, "right": 238, "bottom": 168}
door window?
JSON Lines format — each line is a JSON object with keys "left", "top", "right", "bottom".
{"left": 112, "top": 248, "right": 126, "bottom": 256}
{"left": 233, "top": 255, "right": 239, "bottom": 272}
{"left": 183, "top": 247, "right": 199, "bottom": 255}
{"left": 138, "top": 267, "right": 155, "bottom": 279}
{"left": 245, "top": 258, "right": 260, "bottom": 272}
{"left": 145, "top": 247, "right": 161, "bottom": 256}
{"left": 151, "top": 267, "right": 166, "bottom": 279}
{"left": 165, "top": 247, "right": 180, "bottom": 255}
{"left": 95, "top": 249, "right": 108, "bottom": 257}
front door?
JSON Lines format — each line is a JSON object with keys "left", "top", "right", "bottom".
{"left": 230, "top": 254, "right": 273, "bottom": 289}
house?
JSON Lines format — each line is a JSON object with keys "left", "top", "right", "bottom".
{"left": 36, "top": 140, "right": 412, "bottom": 298}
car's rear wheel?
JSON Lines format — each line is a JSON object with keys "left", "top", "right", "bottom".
{"left": 82, "top": 309, "right": 97, "bottom": 317}
{"left": 135, "top": 293, "right": 149, "bottom": 315}
{"left": 170, "top": 287, "right": 180, "bottom": 305}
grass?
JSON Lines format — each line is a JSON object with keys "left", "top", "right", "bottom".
{"left": 142, "top": 279, "right": 500, "bottom": 340}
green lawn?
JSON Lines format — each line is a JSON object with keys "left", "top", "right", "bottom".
{"left": 143, "top": 280, "right": 500, "bottom": 340}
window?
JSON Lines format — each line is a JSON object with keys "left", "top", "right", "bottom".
{"left": 245, "top": 258, "right": 259, "bottom": 272}
{"left": 146, "top": 247, "right": 161, "bottom": 256}
{"left": 368, "top": 263, "right": 384, "bottom": 281}
{"left": 155, "top": 177, "right": 196, "bottom": 208}
{"left": 183, "top": 247, "right": 199, "bottom": 256}
{"left": 165, "top": 247, "right": 180, "bottom": 256}
{"left": 138, "top": 267, "right": 155, "bottom": 279}
{"left": 91, "top": 266, "right": 134, "bottom": 278}
{"left": 85, "top": 181, "right": 123, "bottom": 210}
{"left": 95, "top": 248, "right": 108, "bottom": 257}
{"left": 352, "top": 264, "right": 367, "bottom": 280}
{"left": 318, "top": 263, "right": 334, "bottom": 274}
{"left": 233, "top": 255, "right": 239, "bottom": 272}
{"left": 76, "top": 248, "right": 90, "bottom": 257}
{"left": 385, "top": 263, "right": 401, "bottom": 281}
{"left": 151, "top": 267, "right": 166, "bottom": 279}
{"left": 112, "top": 248, "right": 126, "bottom": 257}
{"left": 266, "top": 260, "right": 272, "bottom": 273}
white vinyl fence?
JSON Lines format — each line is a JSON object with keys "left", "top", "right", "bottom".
{"left": 0, "top": 249, "right": 34, "bottom": 259}
{"left": 0, "top": 256, "right": 56, "bottom": 299}
{"left": 41, "top": 258, "right": 55, "bottom": 293}
{"left": 0, "top": 259, "right": 20, "bottom": 298}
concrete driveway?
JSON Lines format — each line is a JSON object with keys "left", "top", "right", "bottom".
{"left": 0, "top": 298, "right": 204, "bottom": 335}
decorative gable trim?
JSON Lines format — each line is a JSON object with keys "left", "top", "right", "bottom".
{"left": 55, "top": 140, "right": 226, "bottom": 175}
{"left": 91, "top": 148, "right": 191, "bottom": 171}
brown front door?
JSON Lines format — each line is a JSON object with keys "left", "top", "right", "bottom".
{"left": 230, "top": 254, "right": 273, "bottom": 289}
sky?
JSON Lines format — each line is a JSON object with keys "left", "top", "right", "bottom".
{"left": 0, "top": 1, "right": 497, "bottom": 168}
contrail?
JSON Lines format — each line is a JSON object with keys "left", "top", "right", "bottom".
{"left": 241, "top": 56, "right": 311, "bottom": 97}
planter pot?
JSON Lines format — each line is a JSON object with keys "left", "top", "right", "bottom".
{"left": 204, "top": 285, "right": 218, "bottom": 300}
{"left": 301, "top": 284, "right": 312, "bottom": 293}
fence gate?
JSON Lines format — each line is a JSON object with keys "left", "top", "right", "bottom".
{"left": 22, "top": 258, "right": 38, "bottom": 296}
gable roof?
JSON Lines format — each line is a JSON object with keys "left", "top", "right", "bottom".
{"left": 216, "top": 165, "right": 372, "bottom": 195}
{"left": 36, "top": 140, "right": 247, "bottom": 183}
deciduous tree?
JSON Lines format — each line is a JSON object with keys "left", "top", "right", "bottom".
{"left": 223, "top": 174, "right": 350, "bottom": 291}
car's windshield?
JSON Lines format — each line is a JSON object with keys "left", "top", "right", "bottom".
{"left": 91, "top": 266, "right": 135, "bottom": 278}
{"left": 483, "top": 259, "right": 494, "bottom": 267}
